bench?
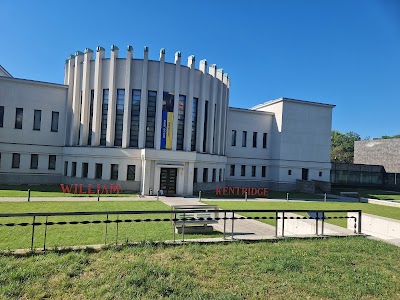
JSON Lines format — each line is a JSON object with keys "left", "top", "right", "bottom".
{"left": 340, "top": 192, "right": 360, "bottom": 198}
{"left": 172, "top": 205, "right": 219, "bottom": 233}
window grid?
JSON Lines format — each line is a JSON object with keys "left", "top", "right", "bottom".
{"left": 100, "top": 89, "right": 109, "bottom": 146}
{"left": 203, "top": 101, "right": 208, "bottom": 152}
{"left": 263, "top": 133, "right": 268, "bottom": 148}
{"left": 15, "top": 108, "right": 23, "bottom": 129}
{"left": 48, "top": 155, "right": 56, "bottom": 170}
{"left": 212, "top": 168, "right": 216, "bottom": 182}
{"left": 145, "top": 91, "right": 157, "bottom": 148}
{"left": 82, "top": 163, "right": 88, "bottom": 178}
{"left": 71, "top": 162, "right": 77, "bottom": 177}
{"left": 0, "top": 106, "right": 4, "bottom": 127}
{"left": 191, "top": 97, "right": 198, "bottom": 151}
{"left": 95, "top": 164, "right": 103, "bottom": 179}
{"left": 12, "top": 153, "right": 20, "bottom": 168}
{"left": 129, "top": 89, "right": 141, "bottom": 147}
{"left": 242, "top": 131, "right": 247, "bottom": 147}
{"left": 230, "top": 165, "right": 235, "bottom": 176}
{"left": 253, "top": 132, "right": 257, "bottom": 148}
{"left": 241, "top": 165, "right": 246, "bottom": 176}
{"left": 30, "top": 154, "right": 38, "bottom": 169}
{"left": 252, "top": 165, "right": 256, "bottom": 177}
{"left": 193, "top": 168, "right": 198, "bottom": 183}
{"left": 262, "top": 166, "right": 266, "bottom": 178}
{"left": 33, "top": 110, "right": 41, "bottom": 131}
{"left": 127, "top": 165, "right": 136, "bottom": 181}
{"left": 114, "top": 89, "right": 125, "bottom": 146}
{"left": 231, "top": 130, "right": 236, "bottom": 146}
{"left": 111, "top": 164, "right": 119, "bottom": 180}
{"left": 177, "top": 95, "right": 186, "bottom": 151}
{"left": 88, "top": 90, "right": 94, "bottom": 145}
{"left": 203, "top": 168, "right": 208, "bottom": 183}
{"left": 51, "top": 111, "right": 59, "bottom": 132}
{"left": 64, "top": 161, "right": 68, "bottom": 176}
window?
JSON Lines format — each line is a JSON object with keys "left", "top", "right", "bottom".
{"left": 262, "top": 166, "right": 266, "bottom": 178}
{"left": 203, "top": 101, "right": 208, "bottom": 152}
{"left": 230, "top": 165, "right": 235, "bottom": 176}
{"left": 242, "top": 131, "right": 247, "bottom": 147}
{"left": 48, "top": 155, "right": 56, "bottom": 170}
{"left": 319, "top": 171, "right": 322, "bottom": 177}
{"left": 191, "top": 97, "right": 198, "bottom": 151}
{"left": 50, "top": 111, "right": 59, "bottom": 132}
{"left": 251, "top": 166, "right": 256, "bottom": 177}
{"left": 288, "top": 170, "right": 292, "bottom": 176}
{"left": 231, "top": 130, "right": 236, "bottom": 146}
{"left": 30, "top": 154, "right": 38, "bottom": 169}
{"left": 15, "top": 108, "right": 23, "bottom": 129}
{"left": 111, "top": 164, "right": 119, "bottom": 180}
{"left": 263, "top": 133, "right": 268, "bottom": 148}
{"left": 12, "top": 153, "right": 20, "bottom": 168}
{"left": 241, "top": 165, "right": 246, "bottom": 176}
{"left": 95, "top": 163, "right": 103, "bottom": 179}
{"left": 212, "top": 168, "right": 216, "bottom": 182}
{"left": 203, "top": 168, "right": 208, "bottom": 183}
{"left": 33, "top": 110, "right": 41, "bottom": 130}
{"left": 146, "top": 91, "right": 157, "bottom": 148}
{"left": 114, "top": 89, "right": 124, "bottom": 146}
{"left": 127, "top": 165, "right": 136, "bottom": 181}
{"left": 252, "top": 132, "right": 257, "bottom": 148}
{"left": 193, "top": 168, "right": 198, "bottom": 183}
{"left": 100, "top": 89, "right": 109, "bottom": 146}
{"left": 82, "top": 163, "right": 88, "bottom": 178}
{"left": 0, "top": 106, "right": 4, "bottom": 127}
{"left": 88, "top": 90, "right": 94, "bottom": 145}
{"left": 219, "top": 169, "right": 222, "bottom": 182}
{"left": 129, "top": 89, "right": 141, "bottom": 147}
{"left": 71, "top": 162, "right": 77, "bottom": 177}
{"left": 64, "top": 161, "right": 68, "bottom": 176}
{"left": 176, "top": 94, "right": 185, "bottom": 150}
{"left": 302, "top": 168, "right": 309, "bottom": 180}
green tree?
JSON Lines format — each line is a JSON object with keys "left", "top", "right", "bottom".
{"left": 331, "top": 130, "right": 361, "bottom": 163}
{"left": 381, "top": 134, "right": 400, "bottom": 139}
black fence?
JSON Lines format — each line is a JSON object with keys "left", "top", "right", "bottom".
{"left": 0, "top": 209, "right": 362, "bottom": 251}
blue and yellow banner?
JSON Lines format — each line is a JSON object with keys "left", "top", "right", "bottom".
{"left": 161, "top": 92, "right": 174, "bottom": 149}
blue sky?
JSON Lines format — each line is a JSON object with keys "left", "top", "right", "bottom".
{"left": 1, "top": 0, "right": 399, "bottom": 138}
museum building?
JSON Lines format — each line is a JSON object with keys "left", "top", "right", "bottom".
{"left": 0, "top": 45, "right": 335, "bottom": 195}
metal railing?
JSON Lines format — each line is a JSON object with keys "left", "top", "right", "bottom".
{"left": 0, "top": 209, "right": 362, "bottom": 251}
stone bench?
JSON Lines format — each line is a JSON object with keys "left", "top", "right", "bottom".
{"left": 172, "top": 205, "right": 219, "bottom": 233}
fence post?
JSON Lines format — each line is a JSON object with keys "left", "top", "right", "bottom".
{"left": 245, "top": 191, "right": 248, "bottom": 201}
{"left": 275, "top": 211, "right": 278, "bottom": 237}
{"left": 286, "top": 193, "right": 289, "bottom": 202}
{"left": 199, "top": 191, "right": 202, "bottom": 202}
{"left": 358, "top": 211, "right": 362, "bottom": 234}
{"left": 315, "top": 213, "right": 319, "bottom": 236}
{"left": 282, "top": 212, "right": 285, "bottom": 237}
{"left": 43, "top": 215, "right": 48, "bottom": 251}
{"left": 115, "top": 214, "right": 119, "bottom": 245}
{"left": 28, "top": 189, "right": 31, "bottom": 202}
{"left": 223, "top": 211, "right": 227, "bottom": 240}
{"left": 231, "top": 212, "right": 235, "bottom": 240}
{"left": 31, "top": 216, "right": 36, "bottom": 251}
{"left": 182, "top": 212, "right": 185, "bottom": 242}
{"left": 173, "top": 212, "right": 176, "bottom": 243}
{"left": 157, "top": 191, "right": 159, "bottom": 201}
{"left": 104, "top": 214, "right": 109, "bottom": 245}
{"left": 324, "top": 193, "right": 327, "bottom": 202}
{"left": 97, "top": 190, "right": 100, "bottom": 201}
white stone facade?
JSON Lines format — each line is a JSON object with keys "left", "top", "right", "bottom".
{"left": 0, "top": 45, "right": 334, "bottom": 195}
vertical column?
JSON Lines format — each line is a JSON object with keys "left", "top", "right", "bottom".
{"left": 197, "top": 59, "right": 207, "bottom": 153}
{"left": 79, "top": 48, "right": 94, "bottom": 146}
{"left": 138, "top": 46, "right": 149, "bottom": 149}
{"left": 122, "top": 45, "right": 133, "bottom": 148}
{"left": 106, "top": 45, "right": 119, "bottom": 146}
{"left": 215, "top": 69, "right": 224, "bottom": 155}
{"left": 222, "top": 74, "right": 230, "bottom": 155}
{"left": 70, "top": 51, "right": 84, "bottom": 146}
{"left": 141, "top": 155, "right": 151, "bottom": 195}
{"left": 154, "top": 48, "right": 165, "bottom": 150}
{"left": 184, "top": 55, "right": 195, "bottom": 151}
{"left": 206, "top": 64, "right": 217, "bottom": 154}
{"left": 91, "top": 46, "right": 105, "bottom": 146}
{"left": 65, "top": 54, "right": 75, "bottom": 146}
{"left": 172, "top": 51, "right": 181, "bottom": 151}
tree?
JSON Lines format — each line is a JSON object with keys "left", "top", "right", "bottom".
{"left": 331, "top": 130, "right": 361, "bottom": 163}
{"left": 381, "top": 134, "right": 400, "bottom": 139}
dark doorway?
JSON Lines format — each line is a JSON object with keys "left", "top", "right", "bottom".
{"left": 160, "top": 168, "right": 177, "bottom": 195}
{"left": 302, "top": 168, "right": 309, "bottom": 181}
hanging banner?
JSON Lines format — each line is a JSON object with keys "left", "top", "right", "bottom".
{"left": 161, "top": 92, "right": 174, "bottom": 149}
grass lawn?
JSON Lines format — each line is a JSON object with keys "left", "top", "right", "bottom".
{"left": 200, "top": 189, "right": 330, "bottom": 200}
{"left": 0, "top": 185, "right": 138, "bottom": 198}
{"left": 0, "top": 201, "right": 221, "bottom": 250}
{"left": 332, "top": 187, "right": 400, "bottom": 201}
{"left": 205, "top": 200, "right": 400, "bottom": 228}
{"left": 0, "top": 237, "right": 399, "bottom": 299}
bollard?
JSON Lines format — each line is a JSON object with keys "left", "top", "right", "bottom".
{"left": 157, "top": 191, "right": 159, "bottom": 201}
{"left": 199, "top": 191, "right": 202, "bottom": 202}
{"left": 324, "top": 193, "right": 327, "bottom": 202}
{"left": 97, "top": 189, "right": 100, "bottom": 201}
{"left": 286, "top": 193, "right": 289, "bottom": 202}
{"left": 245, "top": 191, "right": 248, "bottom": 201}
{"left": 28, "top": 189, "right": 31, "bottom": 202}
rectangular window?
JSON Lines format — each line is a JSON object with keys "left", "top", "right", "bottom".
{"left": 114, "top": 89, "right": 125, "bottom": 146}
{"left": 100, "top": 89, "right": 109, "bottom": 146}
{"left": 302, "top": 168, "right": 309, "bottom": 180}
{"left": 213, "top": 103, "right": 217, "bottom": 151}
{"left": 262, "top": 166, "right": 266, "bottom": 178}
{"left": 176, "top": 94, "right": 185, "bottom": 150}
{"left": 242, "top": 131, "right": 247, "bottom": 147}
{"left": 191, "top": 97, "right": 198, "bottom": 151}
{"left": 253, "top": 132, "right": 257, "bottom": 148}
{"left": 12, "top": 153, "right": 20, "bottom": 168}
{"left": 263, "top": 133, "right": 268, "bottom": 148}
{"left": 203, "top": 100, "right": 208, "bottom": 152}
{"left": 193, "top": 168, "right": 198, "bottom": 183}
{"left": 203, "top": 168, "right": 208, "bottom": 183}
{"left": 0, "top": 106, "right": 4, "bottom": 127}
{"left": 88, "top": 90, "right": 94, "bottom": 145}
{"left": 33, "top": 110, "right": 41, "bottom": 130}
{"left": 71, "top": 162, "right": 77, "bottom": 177}
{"left": 127, "top": 165, "right": 136, "bottom": 181}
{"left": 212, "top": 168, "right": 216, "bottom": 182}
{"left": 288, "top": 170, "right": 292, "bottom": 176}
{"left": 251, "top": 165, "right": 256, "bottom": 177}
{"left": 111, "top": 164, "right": 119, "bottom": 180}
{"left": 15, "top": 108, "right": 23, "bottom": 129}
{"left": 319, "top": 171, "right": 322, "bottom": 177}
{"left": 95, "top": 163, "right": 103, "bottom": 179}
{"left": 48, "top": 155, "right": 56, "bottom": 170}
{"left": 230, "top": 165, "right": 235, "bottom": 176}
{"left": 219, "top": 169, "right": 222, "bottom": 182}
{"left": 82, "top": 162, "right": 88, "bottom": 178}
{"left": 241, "top": 165, "right": 246, "bottom": 176}
{"left": 146, "top": 91, "right": 157, "bottom": 148}
{"left": 129, "top": 89, "right": 141, "bottom": 147}
{"left": 231, "top": 130, "right": 236, "bottom": 146}
{"left": 64, "top": 161, "right": 68, "bottom": 176}
{"left": 51, "top": 111, "right": 59, "bottom": 132}
{"left": 30, "top": 154, "right": 38, "bottom": 169}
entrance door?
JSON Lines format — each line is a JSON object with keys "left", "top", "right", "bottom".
{"left": 160, "top": 168, "right": 177, "bottom": 195}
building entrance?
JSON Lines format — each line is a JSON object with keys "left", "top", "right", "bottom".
{"left": 160, "top": 168, "right": 177, "bottom": 195}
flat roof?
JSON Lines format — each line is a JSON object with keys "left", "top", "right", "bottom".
{"left": 0, "top": 76, "right": 68, "bottom": 89}
{"left": 229, "top": 107, "right": 274, "bottom": 116}
{"left": 251, "top": 97, "right": 336, "bottom": 110}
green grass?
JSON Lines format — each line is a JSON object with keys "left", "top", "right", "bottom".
{"left": 205, "top": 200, "right": 400, "bottom": 228}
{"left": 200, "top": 189, "right": 329, "bottom": 200}
{"left": 332, "top": 187, "right": 400, "bottom": 201}
{"left": 0, "top": 185, "right": 139, "bottom": 197}
{"left": 0, "top": 201, "right": 221, "bottom": 250}
{"left": 0, "top": 237, "right": 399, "bottom": 299}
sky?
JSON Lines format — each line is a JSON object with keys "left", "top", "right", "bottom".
{"left": 1, "top": 0, "right": 399, "bottom": 139}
